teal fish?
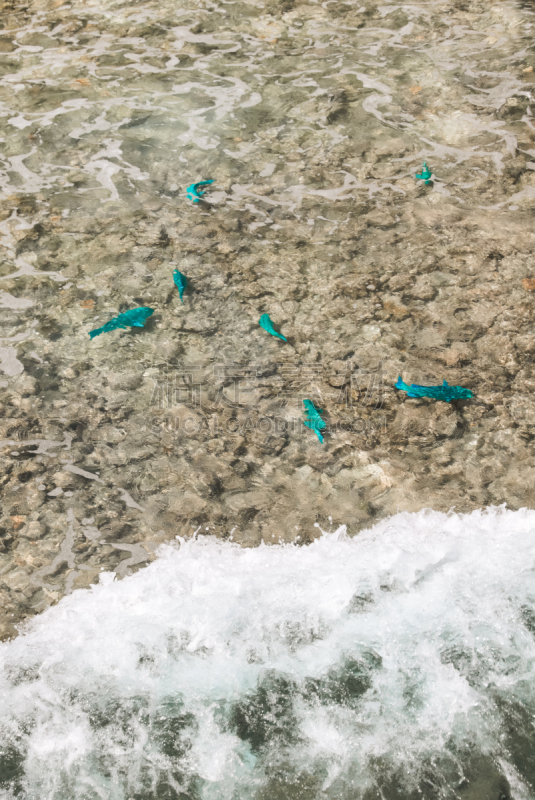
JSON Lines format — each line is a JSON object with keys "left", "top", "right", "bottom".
{"left": 259, "top": 313, "right": 287, "bottom": 342}
{"left": 415, "top": 162, "right": 433, "bottom": 185}
{"left": 303, "top": 399, "right": 326, "bottom": 443}
{"left": 187, "top": 180, "right": 214, "bottom": 203}
{"left": 89, "top": 307, "right": 154, "bottom": 339}
{"left": 173, "top": 270, "right": 188, "bottom": 302}
{"left": 395, "top": 376, "right": 473, "bottom": 402}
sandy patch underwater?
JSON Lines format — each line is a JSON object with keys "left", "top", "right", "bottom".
{"left": 1, "top": 506, "right": 535, "bottom": 799}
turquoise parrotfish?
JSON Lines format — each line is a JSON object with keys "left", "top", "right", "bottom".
{"left": 173, "top": 270, "right": 188, "bottom": 302}
{"left": 303, "top": 399, "right": 327, "bottom": 443}
{"left": 415, "top": 162, "right": 433, "bottom": 185}
{"left": 89, "top": 307, "right": 154, "bottom": 339}
{"left": 395, "top": 376, "right": 473, "bottom": 402}
{"left": 259, "top": 313, "right": 287, "bottom": 342}
{"left": 186, "top": 180, "right": 214, "bottom": 203}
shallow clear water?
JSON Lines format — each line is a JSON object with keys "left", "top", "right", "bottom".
{"left": 1, "top": 508, "right": 535, "bottom": 799}
{"left": 0, "top": 0, "right": 533, "bottom": 226}
{"left": 2, "top": 0, "right": 535, "bottom": 608}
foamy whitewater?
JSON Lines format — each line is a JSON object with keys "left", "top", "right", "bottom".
{"left": 1, "top": 508, "right": 535, "bottom": 799}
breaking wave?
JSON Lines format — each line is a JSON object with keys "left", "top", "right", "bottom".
{"left": 1, "top": 507, "right": 535, "bottom": 799}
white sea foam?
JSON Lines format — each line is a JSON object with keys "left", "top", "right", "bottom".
{"left": 1, "top": 507, "right": 535, "bottom": 799}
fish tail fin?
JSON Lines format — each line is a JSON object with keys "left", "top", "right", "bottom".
{"left": 316, "top": 430, "right": 324, "bottom": 443}
{"left": 395, "top": 375, "right": 409, "bottom": 391}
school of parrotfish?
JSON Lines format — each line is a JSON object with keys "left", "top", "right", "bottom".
{"left": 88, "top": 171, "right": 473, "bottom": 443}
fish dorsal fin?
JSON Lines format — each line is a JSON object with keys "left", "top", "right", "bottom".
{"left": 443, "top": 380, "right": 450, "bottom": 387}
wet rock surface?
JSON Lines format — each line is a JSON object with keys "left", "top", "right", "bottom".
{"left": 1, "top": 0, "right": 535, "bottom": 638}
